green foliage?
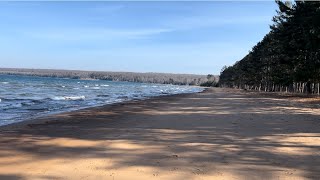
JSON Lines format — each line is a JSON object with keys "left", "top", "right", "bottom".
{"left": 200, "top": 81, "right": 219, "bottom": 87}
{"left": 200, "top": 74, "right": 219, "bottom": 87}
{"left": 219, "top": 1, "right": 320, "bottom": 94}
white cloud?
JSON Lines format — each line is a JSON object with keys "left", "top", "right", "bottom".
{"left": 24, "top": 27, "right": 173, "bottom": 41}
{"left": 22, "top": 15, "right": 270, "bottom": 42}
{"left": 163, "top": 15, "right": 272, "bottom": 31}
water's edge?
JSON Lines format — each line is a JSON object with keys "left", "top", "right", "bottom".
{"left": 0, "top": 74, "right": 204, "bottom": 126}
{"left": 0, "top": 89, "right": 206, "bottom": 130}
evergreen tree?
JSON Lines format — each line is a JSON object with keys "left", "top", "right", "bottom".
{"left": 220, "top": 1, "right": 320, "bottom": 94}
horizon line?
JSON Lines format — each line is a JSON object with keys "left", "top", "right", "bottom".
{"left": 0, "top": 67, "right": 217, "bottom": 76}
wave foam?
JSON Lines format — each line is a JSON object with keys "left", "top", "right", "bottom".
{"left": 52, "top": 96, "right": 85, "bottom": 101}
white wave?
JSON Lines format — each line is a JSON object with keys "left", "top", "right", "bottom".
{"left": 65, "top": 96, "right": 86, "bottom": 100}
{"left": 51, "top": 97, "right": 65, "bottom": 100}
{"left": 52, "top": 96, "right": 85, "bottom": 101}
{"left": 1, "top": 82, "right": 9, "bottom": 84}
{"left": 84, "top": 85, "right": 89, "bottom": 88}
{"left": 87, "top": 102, "right": 97, "bottom": 105}
{"left": 100, "top": 84, "right": 109, "bottom": 87}
{"left": 92, "top": 87, "right": 100, "bottom": 89}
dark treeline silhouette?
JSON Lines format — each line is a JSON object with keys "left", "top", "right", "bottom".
{"left": 220, "top": 1, "right": 320, "bottom": 94}
{"left": 0, "top": 68, "right": 217, "bottom": 86}
{"left": 199, "top": 74, "right": 219, "bottom": 87}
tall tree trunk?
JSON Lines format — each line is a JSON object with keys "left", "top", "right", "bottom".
{"left": 306, "top": 81, "right": 311, "bottom": 94}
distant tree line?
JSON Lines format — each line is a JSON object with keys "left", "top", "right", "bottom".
{"left": 0, "top": 68, "right": 217, "bottom": 86}
{"left": 200, "top": 74, "right": 219, "bottom": 87}
{"left": 220, "top": 1, "right": 320, "bottom": 94}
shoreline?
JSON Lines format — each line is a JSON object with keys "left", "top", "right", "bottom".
{"left": 0, "top": 89, "right": 207, "bottom": 131}
{"left": 2, "top": 87, "right": 319, "bottom": 131}
{"left": 0, "top": 87, "right": 319, "bottom": 179}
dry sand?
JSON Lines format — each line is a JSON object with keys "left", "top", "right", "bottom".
{"left": 0, "top": 88, "right": 319, "bottom": 180}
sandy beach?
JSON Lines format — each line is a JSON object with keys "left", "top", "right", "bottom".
{"left": 0, "top": 88, "right": 319, "bottom": 180}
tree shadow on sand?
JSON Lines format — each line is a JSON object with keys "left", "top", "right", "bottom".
{"left": 0, "top": 89, "right": 319, "bottom": 179}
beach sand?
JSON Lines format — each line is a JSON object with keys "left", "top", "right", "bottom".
{"left": 0, "top": 88, "right": 319, "bottom": 180}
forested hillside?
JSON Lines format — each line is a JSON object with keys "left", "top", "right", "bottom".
{"left": 220, "top": 1, "right": 320, "bottom": 94}
{"left": 0, "top": 68, "right": 215, "bottom": 86}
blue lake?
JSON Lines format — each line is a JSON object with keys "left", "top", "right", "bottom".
{"left": 0, "top": 74, "right": 203, "bottom": 126}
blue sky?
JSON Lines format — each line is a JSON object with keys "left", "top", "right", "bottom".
{"left": 0, "top": 1, "right": 277, "bottom": 75}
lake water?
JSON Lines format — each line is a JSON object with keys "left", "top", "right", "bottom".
{"left": 0, "top": 74, "right": 203, "bottom": 126}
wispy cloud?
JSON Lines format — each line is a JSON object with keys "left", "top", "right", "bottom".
{"left": 24, "top": 27, "right": 173, "bottom": 41}
{"left": 164, "top": 15, "right": 272, "bottom": 30}
{"left": 0, "top": 1, "right": 276, "bottom": 74}
{"left": 89, "top": 4, "right": 125, "bottom": 14}
{"left": 23, "top": 15, "right": 271, "bottom": 42}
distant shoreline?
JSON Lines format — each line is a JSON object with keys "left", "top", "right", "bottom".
{"left": 0, "top": 67, "right": 217, "bottom": 86}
